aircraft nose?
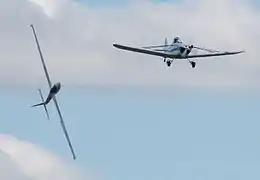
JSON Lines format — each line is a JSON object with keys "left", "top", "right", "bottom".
{"left": 56, "top": 82, "right": 61, "bottom": 88}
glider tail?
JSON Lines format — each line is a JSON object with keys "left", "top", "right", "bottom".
{"left": 32, "top": 89, "right": 50, "bottom": 120}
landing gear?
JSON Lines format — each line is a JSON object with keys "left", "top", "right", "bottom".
{"left": 167, "top": 61, "right": 171, "bottom": 67}
{"left": 166, "top": 60, "right": 173, "bottom": 67}
{"left": 189, "top": 60, "right": 196, "bottom": 68}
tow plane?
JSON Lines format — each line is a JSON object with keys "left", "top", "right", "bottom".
{"left": 30, "top": 24, "right": 76, "bottom": 160}
{"left": 113, "top": 37, "right": 244, "bottom": 68}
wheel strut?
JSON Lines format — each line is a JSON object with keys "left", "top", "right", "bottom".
{"left": 189, "top": 60, "right": 196, "bottom": 68}
{"left": 166, "top": 60, "right": 172, "bottom": 67}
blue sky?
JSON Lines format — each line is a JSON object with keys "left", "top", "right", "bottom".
{"left": 1, "top": 86, "right": 260, "bottom": 180}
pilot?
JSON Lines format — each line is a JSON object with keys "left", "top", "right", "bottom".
{"left": 173, "top": 37, "right": 180, "bottom": 43}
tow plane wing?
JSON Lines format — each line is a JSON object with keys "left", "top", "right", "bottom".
{"left": 113, "top": 44, "right": 171, "bottom": 58}
{"left": 186, "top": 51, "right": 244, "bottom": 59}
{"left": 113, "top": 44, "right": 244, "bottom": 60}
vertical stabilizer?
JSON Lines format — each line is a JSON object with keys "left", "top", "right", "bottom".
{"left": 164, "top": 37, "right": 168, "bottom": 46}
{"left": 164, "top": 38, "right": 168, "bottom": 52}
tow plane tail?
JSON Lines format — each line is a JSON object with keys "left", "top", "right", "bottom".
{"left": 164, "top": 38, "right": 168, "bottom": 52}
{"left": 164, "top": 38, "right": 168, "bottom": 46}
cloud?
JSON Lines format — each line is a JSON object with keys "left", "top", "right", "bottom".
{"left": 0, "top": 134, "right": 87, "bottom": 180}
{"left": 27, "top": 0, "right": 69, "bottom": 17}
{"left": 0, "top": 0, "right": 259, "bottom": 90}
{"left": 0, "top": 153, "right": 32, "bottom": 180}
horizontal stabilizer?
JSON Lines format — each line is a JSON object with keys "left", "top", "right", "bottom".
{"left": 32, "top": 89, "right": 50, "bottom": 120}
{"left": 32, "top": 102, "right": 45, "bottom": 107}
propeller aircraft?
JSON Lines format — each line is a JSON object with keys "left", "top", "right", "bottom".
{"left": 30, "top": 24, "right": 77, "bottom": 160}
{"left": 113, "top": 37, "right": 244, "bottom": 68}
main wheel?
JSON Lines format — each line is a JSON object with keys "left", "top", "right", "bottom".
{"left": 166, "top": 61, "right": 171, "bottom": 67}
{"left": 191, "top": 61, "right": 196, "bottom": 68}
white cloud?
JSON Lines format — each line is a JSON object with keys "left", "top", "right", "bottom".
{"left": 0, "top": 0, "right": 259, "bottom": 90}
{"left": 27, "top": 0, "right": 69, "bottom": 17}
{"left": 0, "top": 134, "right": 87, "bottom": 180}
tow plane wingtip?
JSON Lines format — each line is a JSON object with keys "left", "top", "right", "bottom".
{"left": 233, "top": 50, "right": 245, "bottom": 55}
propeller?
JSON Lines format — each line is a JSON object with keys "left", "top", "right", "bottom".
{"left": 183, "top": 37, "right": 221, "bottom": 54}
{"left": 142, "top": 37, "right": 221, "bottom": 54}
{"left": 193, "top": 46, "right": 220, "bottom": 53}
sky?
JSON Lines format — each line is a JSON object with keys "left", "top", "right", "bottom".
{"left": 1, "top": 0, "right": 260, "bottom": 180}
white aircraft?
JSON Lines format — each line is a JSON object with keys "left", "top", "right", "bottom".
{"left": 30, "top": 24, "right": 76, "bottom": 160}
{"left": 113, "top": 37, "right": 244, "bottom": 68}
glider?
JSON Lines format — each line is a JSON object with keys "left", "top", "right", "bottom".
{"left": 30, "top": 24, "right": 76, "bottom": 160}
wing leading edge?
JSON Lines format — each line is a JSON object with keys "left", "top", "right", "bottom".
{"left": 53, "top": 96, "right": 77, "bottom": 160}
{"left": 113, "top": 44, "right": 244, "bottom": 59}
{"left": 31, "top": 24, "right": 52, "bottom": 89}
{"left": 113, "top": 44, "right": 170, "bottom": 58}
{"left": 31, "top": 24, "right": 76, "bottom": 160}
